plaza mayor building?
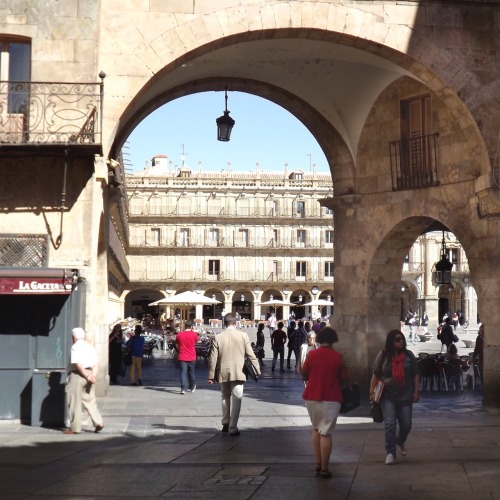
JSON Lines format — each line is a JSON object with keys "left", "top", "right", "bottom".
{"left": 121, "top": 155, "right": 336, "bottom": 324}
{"left": 116, "top": 153, "right": 477, "bottom": 332}
{"left": 0, "top": 1, "right": 498, "bottom": 422}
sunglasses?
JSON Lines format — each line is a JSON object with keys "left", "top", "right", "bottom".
{"left": 394, "top": 337, "right": 404, "bottom": 342}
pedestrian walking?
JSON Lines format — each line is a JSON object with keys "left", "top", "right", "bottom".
{"left": 438, "top": 317, "right": 455, "bottom": 353}
{"left": 271, "top": 321, "right": 287, "bottom": 372}
{"left": 297, "top": 331, "right": 318, "bottom": 379}
{"left": 255, "top": 323, "right": 266, "bottom": 367}
{"left": 473, "top": 323, "right": 484, "bottom": 386}
{"left": 207, "top": 312, "right": 260, "bottom": 436}
{"left": 175, "top": 320, "right": 198, "bottom": 394}
{"left": 126, "top": 325, "right": 145, "bottom": 386}
{"left": 108, "top": 324, "right": 124, "bottom": 384}
{"left": 369, "top": 330, "right": 420, "bottom": 465}
{"left": 288, "top": 320, "right": 306, "bottom": 368}
{"left": 302, "top": 327, "right": 349, "bottom": 478}
{"left": 267, "top": 313, "right": 276, "bottom": 333}
{"left": 64, "top": 327, "right": 104, "bottom": 434}
{"left": 408, "top": 314, "right": 417, "bottom": 345}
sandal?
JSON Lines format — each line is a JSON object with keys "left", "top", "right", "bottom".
{"left": 319, "top": 470, "right": 332, "bottom": 478}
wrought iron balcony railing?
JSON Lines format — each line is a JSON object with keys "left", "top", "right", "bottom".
{"left": 128, "top": 267, "right": 334, "bottom": 283}
{"left": 0, "top": 78, "right": 104, "bottom": 146}
{"left": 389, "top": 133, "right": 439, "bottom": 190}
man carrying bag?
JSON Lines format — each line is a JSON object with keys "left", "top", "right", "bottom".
{"left": 208, "top": 312, "right": 260, "bottom": 436}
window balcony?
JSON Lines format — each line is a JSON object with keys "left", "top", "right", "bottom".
{"left": 389, "top": 133, "right": 439, "bottom": 190}
{"left": 0, "top": 79, "right": 104, "bottom": 151}
{"left": 128, "top": 267, "right": 335, "bottom": 283}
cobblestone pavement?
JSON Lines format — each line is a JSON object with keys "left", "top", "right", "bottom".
{"left": 0, "top": 330, "right": 498, "bottom": 500}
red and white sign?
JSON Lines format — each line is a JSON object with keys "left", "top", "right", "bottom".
{"left": 0, "top": 277, "right": 72, "bottom": 295}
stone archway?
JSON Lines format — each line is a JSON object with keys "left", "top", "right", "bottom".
{"left": 331, "top": 203, "right": 499, "bottom": 407}
{"left": 98, "top": 4, "right": 499, "bottom": 408}
{"left": 124, "top": 288, "right": 165, "bottom": 319}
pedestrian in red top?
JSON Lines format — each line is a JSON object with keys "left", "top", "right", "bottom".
{"left": 302, "top": 327, "right": 349, "bottom": 479}
{"left": 175, "top": 320, "right": 199, "bottom": 394}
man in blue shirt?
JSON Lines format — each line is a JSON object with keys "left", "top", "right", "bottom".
{"left": 127, "top": 325, "right": 145, "bottom": 386}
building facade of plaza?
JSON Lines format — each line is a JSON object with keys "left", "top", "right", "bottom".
{"left": 1, "top": 1, "right": 499, "bottom": 420}
{"left": 116, "top": 154, "right": 478, "bottom": 331}
{"left": 120, "top": 155, "right": 336, "bottom": 324}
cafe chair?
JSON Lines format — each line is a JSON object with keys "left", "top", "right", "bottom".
{"left": 417, "top": 357, "right": 436, "bottom": 391}
{"left": 444, "top": 359, "right": 463, "bottom": 391}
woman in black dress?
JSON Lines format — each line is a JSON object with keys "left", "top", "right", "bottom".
{"left": 256, "top": 323, "right": 266, "bottom": 367}
{"left": 108, "top": 324, "right": 124, "bottom": 384}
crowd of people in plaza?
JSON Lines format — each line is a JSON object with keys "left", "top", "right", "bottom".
{"left": 64, "top": 310, "right": 485, "bottom": 479}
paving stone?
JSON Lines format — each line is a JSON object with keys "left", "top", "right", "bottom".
{"left": 0, "top": 350, "right": 498, "bottom": 499}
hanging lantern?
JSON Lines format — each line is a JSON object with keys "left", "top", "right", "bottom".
{"left": 216, "top": 86, "right": 235, "bottom": 141}
{"left": 434, "top": 231, "right": 453, "bottom": 285}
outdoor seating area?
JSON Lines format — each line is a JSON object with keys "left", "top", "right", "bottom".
{"left": 238, "top": 320, "right": 256, "bottom": 328}
{"left": 417, "top": 352, "right": 481, "bottom": 391}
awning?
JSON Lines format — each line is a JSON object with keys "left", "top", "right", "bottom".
{"left": 0, "top": 268, "right": 74, "bottom": 295}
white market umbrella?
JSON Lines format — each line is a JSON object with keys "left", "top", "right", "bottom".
{"left": 149, "top": 290, "right": 221, "bottom": 307}
{"left": 259, "top": 299, "right": 295, "bottom": 307}
{"left": 149, "top": 291, "right": 221, "bottom": 328}
{"left": 302, "top": 299, "right": 334, "bottom": 307}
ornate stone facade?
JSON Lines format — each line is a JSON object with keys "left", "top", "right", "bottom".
{"left": 1, "top": 1, "right": 499, "bottom": 410}
{"left": 119, "top": 155, "right": 335, "bottom": 323}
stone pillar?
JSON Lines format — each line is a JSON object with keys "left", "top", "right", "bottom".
{"left": 469, "top": 241, "right": 500, "bottom": 410}
{"left": 252, "top": 289, "right": 263, "bottom": 321}
{"left": 465, "top": 285, "right": 479, "bottom": 327}
{"left": 419, "top": 298, "right": 439, "bottom": 331}
{"left": 329, "top": 195, "right": 378, "bottom": 385}
{"left": 195, "top": 304, "right": 203, "bottom": 320}
{"left": 421, "top": 234, "right": 440, "bottom": 326}
{"left": 282, "top": 305, "right": 290, "bottom": 321}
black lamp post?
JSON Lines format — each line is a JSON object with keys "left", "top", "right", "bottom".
{"left": 216, "top": 86, "right": 235, "bottom": 141}
{"left": 434, "top": 231, "right": 453, "bottom": 285}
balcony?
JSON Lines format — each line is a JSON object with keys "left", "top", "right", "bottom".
{"left": 128, "top": 268, "right": 334, "bottom": 283}
{"left": 0, "top": 79, "right": 104, "bottom": 153}
{"left": 128, "top": 235, "right": 334, "bottom": 250}
{"left": 128, "top": 207, "right": 332, "bottom": 219}
{"left": 389, "top": 133, "right": 439, "bottom": 190}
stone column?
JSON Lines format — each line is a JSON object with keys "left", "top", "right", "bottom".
{"left": 469, "top": 238, "right": 500, "bottom": 410}
{"left": 252, "top": 289, "right": 263, "bottom": 321}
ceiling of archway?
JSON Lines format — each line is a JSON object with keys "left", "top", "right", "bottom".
{"left": 123, "top": 38, "right": 417, "bottom": 159}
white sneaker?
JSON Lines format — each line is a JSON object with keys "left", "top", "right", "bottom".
{"left": 189, "top": 385, "right": 196, "bottom": 393}
{"left": 399, "top": 443, "right": 407, "bottom": 456}
{"left": 385, "top": 453, "right": 395, "bottom": 465}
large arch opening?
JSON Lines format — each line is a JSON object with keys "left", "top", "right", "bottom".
{"left": 366, "top": 217, "right": 482, "bottom": 395}
{"left": 107, "top": 23, "right": 497, "bottom": 407}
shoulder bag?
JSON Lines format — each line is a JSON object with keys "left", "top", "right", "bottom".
{"left": 243, "top": 356, "right": 259, "bottom": 382}
{"left": 371, "top": 401, "right": 384, "bottom": 423}
{"left": 340, "top": 383, "right": 360, "bottom": 413}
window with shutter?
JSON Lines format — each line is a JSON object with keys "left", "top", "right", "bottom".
{"left": 324, "top": 262, "right": 334, "bottom": 278}
{"left": 151, "top": 228, "right": 161, "bottom": 246}
{"left": 400, "top": 94, "right": 432, "bottom": 178}
{"left": 0, "top": 39, "right": 31, "bottom": 143}
{"left": 296, "top": 201, "right": 305, "bottom": 218}
{"left": 296, "top": 261, "right": 307, "bottom": 277}
{"left": 179, "top": 228, "right": 189, "bottom": 247}
{"left": 208, "top": 259, "right": 220, "bottom": 278}
{"left": 296, "top": 229, "right": 306, "bottom": 247}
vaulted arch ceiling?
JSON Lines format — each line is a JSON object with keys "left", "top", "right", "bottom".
{"left": 113, "top": 35, "right": 415, "bottom": 161}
